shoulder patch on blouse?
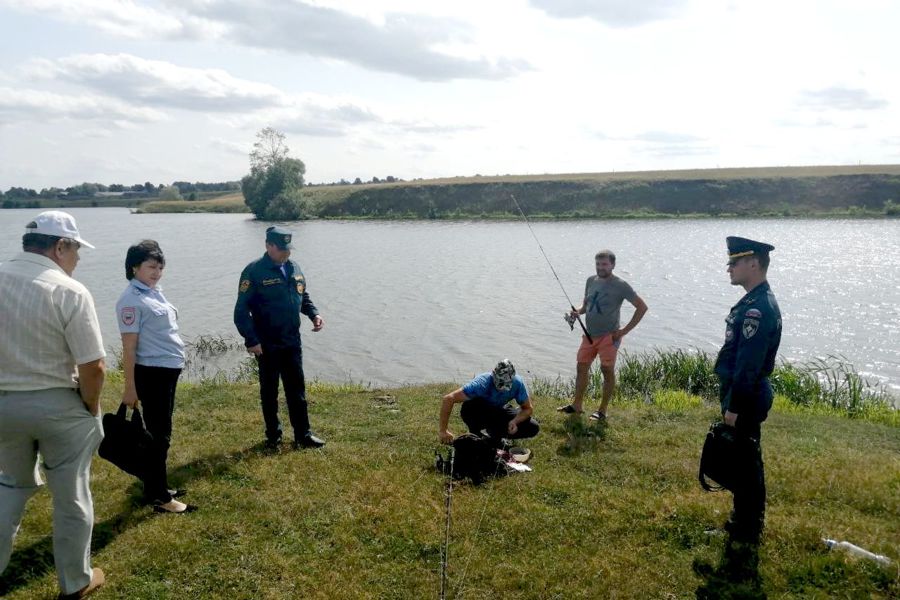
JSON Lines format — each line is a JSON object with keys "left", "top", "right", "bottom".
{"left": 121, "top": 306, "right": 136, "bottom": 326}
{"left": 239, "top": 279, "right": 250, "bottom": 293}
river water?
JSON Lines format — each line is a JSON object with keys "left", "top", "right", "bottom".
{"left": 1, "top": 208, "right": 898, "bottom": 392}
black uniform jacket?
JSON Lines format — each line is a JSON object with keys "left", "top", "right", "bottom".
{"left": 233, "top": 253, "right": 319, "bottom": 349}
{"left": 714, "top": 281, "right": 782, "bottom": 422}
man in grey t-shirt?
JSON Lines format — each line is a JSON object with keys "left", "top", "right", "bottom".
{"left": 557, "top": 249, "right": 648, "bottom": 420}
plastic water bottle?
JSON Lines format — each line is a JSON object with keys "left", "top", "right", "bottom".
{"left": 823, "top": 539, "right": 892, "bottom": 566}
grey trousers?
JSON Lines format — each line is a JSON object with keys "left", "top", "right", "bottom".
{"left": 0, "top": 388, "right": 103, "bottom": 595}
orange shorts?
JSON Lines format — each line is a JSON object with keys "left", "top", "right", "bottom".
{"left": 576, "top": 334, "right": 620, "bottom": 367}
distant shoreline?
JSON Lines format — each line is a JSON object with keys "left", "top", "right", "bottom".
{"left": 6, "top": 164, "right": 900, "bottom": 219}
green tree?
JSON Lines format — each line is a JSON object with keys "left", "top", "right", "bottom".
{"left": 159, "top": 185, "right": 182, "bottom": 201}
{"left": 241, "top": 127, "right": 306, "bottom": 220}
{"left": 264, "top": 193, "right": 308, "bottom": 220}
{"left": 884, "top": 199, "right": 899, "bottom": 216}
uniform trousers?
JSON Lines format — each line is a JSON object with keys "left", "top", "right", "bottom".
{"left": 134, "top": 364, "right": 181, "bottom": 503}
{"left": 460, "top": 398, "right": 540, "bottom": 444}
{"left": 256, "top": 345, "right": 310, "bottom": 442}
{"left": 728, "top": 420, "right": 766, "bottom": 543}
{"left": 0, "top": 388, "right": 103, "bottom": 595}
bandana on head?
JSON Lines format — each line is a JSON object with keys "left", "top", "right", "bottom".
{"left": 492, "top": 359, "right": 516, "bottom": 391}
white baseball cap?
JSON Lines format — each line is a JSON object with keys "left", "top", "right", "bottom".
{"left": 25, "top": 211, "right": 95, "bottom": 249}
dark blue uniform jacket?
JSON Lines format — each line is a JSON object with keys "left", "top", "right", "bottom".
{"left": 233, "top": 253, "right": 319, "bottom": 349}
{"left": 714, "top": 281, "right": 782, "bottom": 422}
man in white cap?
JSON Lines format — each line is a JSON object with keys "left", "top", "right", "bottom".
{"left": 0, "top": 211, "right": 107, "bottom": 599}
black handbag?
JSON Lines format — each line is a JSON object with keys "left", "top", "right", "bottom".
{"left": 699, "top": 421, "right": 739, "bottom": 492}
{"left": 98, "top": 404, "right": 154, "bottom": 479}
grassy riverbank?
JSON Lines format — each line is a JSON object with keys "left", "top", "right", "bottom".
{"left": 2, "top": 371, "right": 897, "bottom": 599}
{"left": 137, "top": 165, "right": 900, "bottom": 219}
{"left": 136, "top": 192, "right": 249, "bottom": 213}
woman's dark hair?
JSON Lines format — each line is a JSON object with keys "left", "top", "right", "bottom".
{"left": 125, "top": 240, "right": 165, "bottom": 280}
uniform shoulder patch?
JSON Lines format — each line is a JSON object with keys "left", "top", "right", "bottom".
{"left": 742, "top": 318, "right": 759, "bottom": 339}
{"left": 745, "top": 308, "right": 762, "bottom": 319}
{"left": 121, "top": 306, "right": 136, "bottom": 326}
{"left": 239, "top": 279, "right": 250, "bottom": 293}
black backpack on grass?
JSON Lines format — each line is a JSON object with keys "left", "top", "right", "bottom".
{"left": 436, "top": 433, "right": 504, "bottom": 484}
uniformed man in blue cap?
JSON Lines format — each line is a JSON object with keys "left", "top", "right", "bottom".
{"left": 714, "top": 236, "right": 781, "bottom": 549}
{"left": 234, "top": 226, "right": 326, "bottom": 450}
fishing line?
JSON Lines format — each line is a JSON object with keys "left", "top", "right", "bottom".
{"left": 450, "top": 461, "right": 504, "bottom": 599}
{"left": 509, "top": 194, "right": 593, "bottom": 343}
{"left": 440, "top": 447, "right": 455, "bottom": 600}
{"left": 438, "top": 454, "right": 505, "bottom": 599}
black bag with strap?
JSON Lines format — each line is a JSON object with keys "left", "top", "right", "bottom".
{"left": 699, "top": 421, "right": 739, "bottom": 492}
{"left": 98, "top": 404, "right": 154, "bottom": 479}
{"left": 435, "top": 434, "right": 505, "bottom": 484}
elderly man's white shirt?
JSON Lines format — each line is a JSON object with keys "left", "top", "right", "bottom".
{"left": 0, "top": 252, "right": 105, "bottom": 391}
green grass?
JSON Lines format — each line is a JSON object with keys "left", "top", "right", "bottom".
{"left": 2, "top": 369, "right": 897, "bottom": 599}
{"left": 137, "top": 193, "right": 249, "bottom": 213}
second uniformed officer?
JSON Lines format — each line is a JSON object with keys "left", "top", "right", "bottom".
{"left": 714, "top": 236, "right": 782, "bottom": 546}
{"left": 234, "top": 226, "right": 326, "bottom": 450}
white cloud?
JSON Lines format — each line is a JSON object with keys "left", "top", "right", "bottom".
{"left": 74, "top": 128, "right": 115, "bottom": 139}
{"left": 174, "top": 0, "right": 529, "bottom": 81}
{"left": 209, "top": 137, "right": 250, "bottom": 155}
{"left": 26, "top": 53, "right": 288, "bottom": 112}
{"left": 0, "top": 86, "right": 166, "bottom": 123}
{"left": 0, "top": 0, "right": 202, "bottom": 38}
{"left": 2, "top": 0, "right": 528, "bottom": 81}
{"left": 15, "top": 52, "right": 434, "bottom": 139}
{"left": 798, "top": 86, "right": 889, "bottom": 111}
{"left": 592, "top": 129, "right": 713, "bottom": 158}
{"left": 595, "top": 130, "right": 706, "bottom": 144}
{"left": 528, "top": 0, "right": 688, "bottom": 27}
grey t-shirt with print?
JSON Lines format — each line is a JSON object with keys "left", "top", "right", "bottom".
{"left": 583, "top": 275, "right": 637, "bottom": 337}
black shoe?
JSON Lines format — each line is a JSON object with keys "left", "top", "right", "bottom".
{"left": 264, "top": 438, "right": 282, "bottom": 450}
{"left": 293, "top": 433, "right": 326, "bottom": 449}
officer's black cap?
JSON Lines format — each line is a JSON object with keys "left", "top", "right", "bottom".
{"left": 265, "top": 226, "right": 293, "bottom": 250}
{"left": 726, "top": 236, "right": 774, "bottom": 261}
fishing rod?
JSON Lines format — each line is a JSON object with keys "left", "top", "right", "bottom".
{"left": 510, "top": 194, "right": 593, "bottom": 343}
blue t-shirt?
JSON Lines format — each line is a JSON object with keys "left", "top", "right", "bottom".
{"left": 462, "top": 373, "right": 529, "bottom": 408}
{"left": 116, "top": 279, "right": 185, "bottom": 369}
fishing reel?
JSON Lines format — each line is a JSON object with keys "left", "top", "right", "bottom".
{"left": 434, "top": 448, "right": 453, "bottom": 475}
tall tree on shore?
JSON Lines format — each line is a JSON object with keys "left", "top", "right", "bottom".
{"left": 241, "top": 127, "right": 306, "bottom": 220}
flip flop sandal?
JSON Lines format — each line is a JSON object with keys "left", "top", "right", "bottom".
{"left": 589, "top": 411, "right": 607, "bottom": 421}
{"left": 557, "top": 404, "right": 582, "bottom": 414}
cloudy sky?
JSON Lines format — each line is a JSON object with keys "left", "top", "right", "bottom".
{"left": 1, "top": 0, "right": 898, "bottom": 189}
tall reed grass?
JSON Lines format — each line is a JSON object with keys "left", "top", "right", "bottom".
{"left": 114, "top": 335, "right": 895, "bottom": 420}
{"left": 532, "top": 349, "right": 896, "bottom": 420}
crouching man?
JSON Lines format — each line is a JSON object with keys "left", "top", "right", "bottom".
{"left": 439, "top": 360, "right": 539, "bottom": 447}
